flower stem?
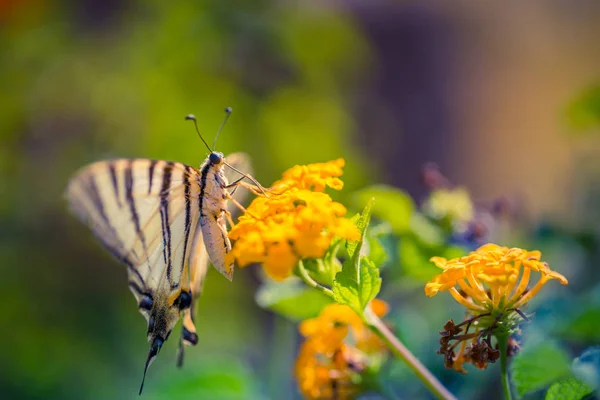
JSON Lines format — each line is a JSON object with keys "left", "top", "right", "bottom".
{"left": 497, "top": 333, "right": 513, "bottom": 400}
{"left": 296, "top": 260, "right": 334, "bottom": 298}
{"left": 364, "top": 309, "right": 457, "bottom": 400}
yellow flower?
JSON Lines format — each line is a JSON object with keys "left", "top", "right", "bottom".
{"left": 427, "top": 244, "right": 567, "bottom": 373}
{"left": 425, "top": 243, "right": 568, "bottom": 312}
{"left": 277, "top": 158, "right": 345, "bottom": 192}
{"left": 227, "top": 159, "right": 360, "bottom": 281}
{"left": 424, "top": 187, "right": 474, "bottom": 224}
{"left": 295, "top": 300, "right": 388, "bottom": 399}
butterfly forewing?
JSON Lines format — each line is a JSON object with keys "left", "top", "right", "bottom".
{"left": 66, "top": 159, "right": 202, "bottom": 306}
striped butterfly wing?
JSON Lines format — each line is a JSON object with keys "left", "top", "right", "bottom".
{"left": 66, "top": 159, "right": 202, "bottom": 312}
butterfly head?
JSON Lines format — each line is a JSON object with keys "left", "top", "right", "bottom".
{"left": 209, "top": 151, "right": 224, "bottom": 165}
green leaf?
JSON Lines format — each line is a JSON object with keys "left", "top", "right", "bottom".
{"left": 256, "top": 278, "right": 332, "bottom": 321}
{"left": 332, "top": 261, "right": 361, "bottom": 313}
{"left": 545, "top": 378, "right": 593, "bottom": 400}
{"left": 511, "top": 341, "right": 571, "bottom": 397}
{"left": 346, "top": 198, "right": 373, "bottom": 258}
{"left": 333, "top": 199, "right": 381, "bottom": 314}
{"left": 367, "top": 234, "right": 388, "bottom": 269}
{"left": 354, "top": 185, "right": 414, "bottom": 234}
{"left": 358, "top": 258, "right": 382, "bottom": 309}
{"left": 409, "top": 212, "right": 445, "bottom": 246}
{"left": 397, "top": 237, "right": 438, "bottom": 281}
{"left": 333, "top": 257, "right": 381, "bottom": 315}
{"left": 562, "top": 308, "right": 600, "bottom": 342}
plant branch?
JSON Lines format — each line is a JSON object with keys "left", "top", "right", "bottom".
{"left": 364, "top": 309, "right": 457, "bottom": 400}
{"left": 497, "top": 333, "right": 513, "bottom": 400}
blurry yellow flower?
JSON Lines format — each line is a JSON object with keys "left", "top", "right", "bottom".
{"left": 295, "top": 300, "right": 388, "bottom": 399}
{"left": 425, "top": 243, "right": 568, "bottom": 312}
{"left": 424, "top": 187, "right": 474, "bottom": 224}
{"left": 227, "top": 159, "right": 360, "bottom": 281}
{"left": 277, "top": 158, "right": 345, "bottom": 192}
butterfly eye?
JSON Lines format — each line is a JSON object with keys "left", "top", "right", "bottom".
{"left": 176, "top": 291, "right": 192, "bottom": 310}
{"left": 138, "top": 294, "right": 153, "bottom": 311}
{"left": 209, "top": 152, "right": 223, "bottom": 164}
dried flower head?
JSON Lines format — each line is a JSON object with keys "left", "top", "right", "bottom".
{"left": 226, "top": 159, "right": 359, "bottom": 281}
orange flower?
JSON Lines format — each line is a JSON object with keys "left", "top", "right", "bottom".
{"left": 427, "top": 244, "right": 568, "bottom": 374}
{"left": 295, "top": 300, "right": 388, "bottom": 399}
{"left": 227, "top": 159, "right": 359, "bottom": 281}
{"left": 425, "top": 243, "right": 567, "bottom": 312}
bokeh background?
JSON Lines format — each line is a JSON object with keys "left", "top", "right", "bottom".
{"left": 2, "top": 1, "right": 600, "bottom": 399}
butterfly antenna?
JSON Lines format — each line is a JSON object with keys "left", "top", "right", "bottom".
{"left": 185, "top": 114, "right": 212, "bottom": 153}
{"left": 213, "top": 107, "right": 232, "bottom": 150}
{"left": 139, "top": 337, "right": 163, "bottom": 396}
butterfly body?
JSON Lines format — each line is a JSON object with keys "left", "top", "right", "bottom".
{"left": 197, "top": 152, "right": 234, "bottom": 281}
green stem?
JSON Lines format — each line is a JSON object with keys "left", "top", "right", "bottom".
{"left": 364, "top": 309, "right": 457, "bottom": 400}
{"left": 497, "top": 333, "right": 513, "bottom": 400}
{"left": 296, "top": 260, "right": 334, "bottom": 298}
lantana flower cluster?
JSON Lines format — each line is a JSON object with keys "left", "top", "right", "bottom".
{"left": 295, "top": 300, "right": 389, "bottom": 400}
{"left": 425, "top": 243, "right": 568, "bottom": 373}
{"left": 425, "top": 243, "right": 568, "bottom": 311}
{"left": 226, "top": 159, "right": 359, "bottom": 281}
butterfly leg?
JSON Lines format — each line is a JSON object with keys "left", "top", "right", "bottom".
{"left": 221, "top": 209, "right": 235, "bottom": 228}
{"left": 224, "top": 174, "right": 271, "bottom": 197}
{"left": 225, "top": 192, "right": 262, "bottom": 219}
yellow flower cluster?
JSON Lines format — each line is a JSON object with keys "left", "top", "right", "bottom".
{"left": 295, "top": 300, "right": 388, "bottom": 400}
{"left": 227, "top": 159, "right": 360, "bottom": 281}
{"left": 277, "top": 158, "right": 345, "bottom": 192}
{"left": 424, "top": 187, "right": 474, "bottom": 224}
{"left": 425, "top": 243, "right": 568, "bottom": 312}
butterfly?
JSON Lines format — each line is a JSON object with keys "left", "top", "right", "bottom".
{"left": 65, "top": 109, "right": 266, "bottom": 394}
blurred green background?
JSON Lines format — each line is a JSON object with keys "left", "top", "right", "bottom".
{"left": 2, "top": 1, "right": 600, "bottom": 399}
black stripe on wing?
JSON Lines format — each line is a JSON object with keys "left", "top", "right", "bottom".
{"left": 85, "top": 173, "right": 145, "bottom": 285}
{"left": 124, "top": 160, "right": 150, "bottom": 269}
{"left": 108, "top": 163, "right": 122, "bottom": 208}
{"left": 148, "top": 160, "right": 158, "bottom": 195}
{"left": 177, "top": 165, "right": 194, "bottom": 289}
{"left": 160, "top": 162, "right": 174, "bottom": 284}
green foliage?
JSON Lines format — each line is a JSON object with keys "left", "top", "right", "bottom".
{"left": 545, "top": 378, "right": 593, "bottom": 400}
{"left": 354, "top": 185, "right": 414, "bottom": 235}
{"left": 333, "top": 257, "right": 382, "bottom": 316}
{"left": 566, "top": 85, "right": 600, "bottom": 132}
{"left": 562, "top": 306, "right": 600, "bottom": 343}
{"left": 333, "top": 198, "right": 382, "bottom": 315}
{"left": 367, "top": 234, "right": 389, "bottom": 269}
{"left": 346, "top": 198, "right": 373, "bottom": 258}
{"left": 511, "top": 341, "right": 571, "bottom": 397}
{"left": 145, "top": 357, "right": 265, "bottom": 400}
{"left": 255, "top": 278, "right": 332, "bottom": 321}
